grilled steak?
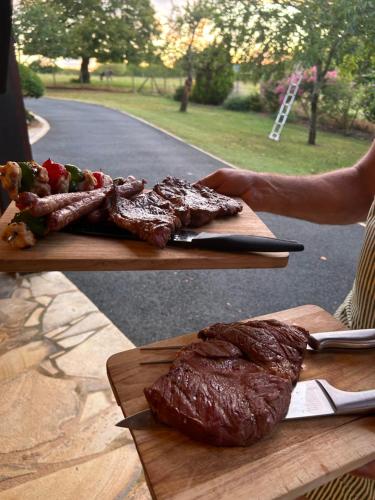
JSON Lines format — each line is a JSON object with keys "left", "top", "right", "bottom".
{"left": 198, "top": 319, "right": 309, "bottom": 384}
{"left": 110, "top": 187, "right": 182, "bottom": 248}
{"left": 86, "top": 176, "right": 146, "bottom": 224}
{"left": 154, "top": 176, "right": 242, "bottom": 227}
{"left": 144, "top": 319, "right": 309, "bottom": 446}
{"left": 144, "top": 339, "right": 292, "bottom": 447}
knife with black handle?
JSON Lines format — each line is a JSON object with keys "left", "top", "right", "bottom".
{"left": 64, "top": 223, "right": 304, "bottom": 253}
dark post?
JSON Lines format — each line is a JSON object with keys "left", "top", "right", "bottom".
{"left": 0, "top": 1, "right": 32, "bottom": 212}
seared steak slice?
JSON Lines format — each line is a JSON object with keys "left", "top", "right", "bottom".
{"left": 144, "top": 339, "right": 292, "bottom": 447}
{"left": 154, "top": 176, "right": 242, "bottom": 227}
{"left": 198, "top": 319, "right": 309, "bottom": 384}
{"left": 86, "top": 176, "right": 146, "bottom": 224}
{"left": 110, "top": 187, "right": 182, "bottom": 248}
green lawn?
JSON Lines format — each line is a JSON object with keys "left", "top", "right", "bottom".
{"left": 40, "top": 73, "right": 184, "bottom": 94}
{"left": 45, "top": 89, "right": 370, "bottom": 175}
{"left": 40, "top": 73, "right": 257, "bottom": 96}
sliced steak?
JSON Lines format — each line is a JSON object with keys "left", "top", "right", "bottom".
{"left": 144, "top": 339, "right": 292, "bottom": 447}
{"left": 86, "top": 176, "right": 146, "bottom": 224}
{"left": 110, "top": 187, "right": 182, "bottom": 248}
{"left": 154, "top": 176, "right": 242, "bottom": 227}
{"left": 198, "top": 319, "right": 309, "bottom": 384}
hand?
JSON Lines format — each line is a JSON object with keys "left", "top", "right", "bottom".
{"left": 199, "top": 168, "right": 258, "bottom": 200}
{"left": 199, "top": 168, "right": 265, "bottom": 210}
{"left": 199, "top": 168, "right": 257, "bottom": 197}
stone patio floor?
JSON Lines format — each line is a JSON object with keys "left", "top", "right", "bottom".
{"left": 0, "top": 271, "right": 150, "bottom": 499}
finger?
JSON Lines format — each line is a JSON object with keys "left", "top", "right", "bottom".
{"left": 198, "top": 170, "right": 223, "bottom": 189}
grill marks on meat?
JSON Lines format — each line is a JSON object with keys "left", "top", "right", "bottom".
{"left": 144, "top": 339, "right": 292, "bottom": 447}
{"left": 154, "top": 176, "right": 242, "bottom": 227}
{"left": 86, "top": 176, "right": 146, "bottom": 224}
{"left": 16, "top": 190, "right": 97, "bottom": 217}
{"left": 47, "top": 187, "right": 111, "bottom": 232}
{"left": 110, "top": 187, "right": 182, "bottom": 248}
{"left": 144, "top": 319, "right": 309, "bottom": 446}
{"left": 109, "top": 176, "right": 242, "bottom": 247}
{"left": 198, "top": 319, "right": 309, "bottom": 384}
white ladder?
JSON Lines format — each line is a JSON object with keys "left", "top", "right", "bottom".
{"left": 268, "top": 68, "right": 303, "bottom": 141}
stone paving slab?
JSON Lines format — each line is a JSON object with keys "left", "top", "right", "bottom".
{"left": 0, "top": 271, "right": 150, "bottom": 500}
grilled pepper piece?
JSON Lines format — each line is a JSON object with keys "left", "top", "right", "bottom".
{"left": 12, "top": 211, "right": 48, "bottom": 237}
{"left": 18, "top": 161, "right": 51, "bottom": 197}
{"left": 42, "top": 159, "right": 70, "bottom": 194}
{"left": 65, "top": 164, "right": 84, "bottom": 192}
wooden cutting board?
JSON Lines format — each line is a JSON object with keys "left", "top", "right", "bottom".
{"left": 107, "top": 305, "right": 375, "bottom": 500}
{"left": 0, "top": 202, "right": 289, "bottom": 272}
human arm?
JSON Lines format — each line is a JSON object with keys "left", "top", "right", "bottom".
{"left": 199, "top": 142, "right": 375, "bottom": 224}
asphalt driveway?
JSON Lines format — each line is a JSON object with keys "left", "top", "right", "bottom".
{"left": 28, "top": 97, "right": 364, "bottom": 345}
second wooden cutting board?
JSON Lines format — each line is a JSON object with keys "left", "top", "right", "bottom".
{"left": 107, "top": 305, "right": 375, "bottom": 500}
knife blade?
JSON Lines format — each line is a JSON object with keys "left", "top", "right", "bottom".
{"left": 115, "top": 380, "right": 375, "bottom": 428}
{"left": 285, "top": 379, "right": 375, "bottom": 419}
{"left": 64, "top": 223, "right": 304, "bottom": 253}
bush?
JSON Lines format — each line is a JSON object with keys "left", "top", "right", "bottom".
{"left": 319, "top": 78, "right": 364, "bottom": 132}
{"left": 191, "top": 44, "right": 234, "bottom": 105}
{"left": 173, "top": 85, "right": 185, "bottom": 102}
{"left": 18, "top": 64, "right": 44, "bottom": 98}
{"left": 259, "top": 79, "right": 280, "bottom": 113}
{"left": 223, "top": 93, "right": 263, "bottom": 112}
{"left": 361, "top": 86, "right": 375, "bottom": 123}
{"left": 29, "top": 59, "right": 59, "bottom": 74}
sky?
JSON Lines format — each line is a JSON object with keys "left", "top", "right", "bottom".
{"left": 152, "top": 0, "right": 184, "bottom": 18}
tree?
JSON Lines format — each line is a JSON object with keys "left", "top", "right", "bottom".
{"left": 14, "top": 0, "right": 158, "bottom": 83}
{"left": 191, "top": 43, "right": 234, "bottom": 105}
{"left": 13, "top": 1, "right": 68, "bottom": 68}
{"left": 213, "top": 0, "right": 375, "bottom": 144}
{"left": 163, "top": 0, "right": 214, "bottom": 112}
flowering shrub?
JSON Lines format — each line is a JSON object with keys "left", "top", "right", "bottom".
{"left": 274, "top": 66, "right": 338, "bottom": 106}
{"left": 271, "top": 67, "right": 367, "bottom": 133}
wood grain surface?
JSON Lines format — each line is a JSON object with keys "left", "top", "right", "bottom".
{"left": 0, "top": 202, "right": 289, "bottom": 272}
{"left": 107, "top": 305, "right": 375, "bottom": 500}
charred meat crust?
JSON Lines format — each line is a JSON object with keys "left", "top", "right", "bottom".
{"left": 47, "top": 188, "right": 111, "bottom": 231}
{"left": 16, "top": 190, "right": 97, "bottom": 216}
{"left": 144, "top": 320, "right": 309, "bottom": 447}
{"left": 110, "top": 187, "right": 182, "bottom": 248}
{"left": 198, "top": 319, "right": 309, "bottom": 384}
{"left": 144, "top": 338, "right": 292, "bottom": 447}
{"left": 154, "top": 176, "right": 242, "bottom": 227}
{"left": 86, "top": 176, "right": 146, "bottom": 224}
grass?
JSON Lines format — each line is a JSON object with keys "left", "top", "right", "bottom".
{"left": 40, "top": 73, "right": 258, "bottom": 96}
{"left": 44, "top": 88, "right": 371, "bottom": 175}
{"left": 40, "top": 72, "right": 185, "bottom": 94}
